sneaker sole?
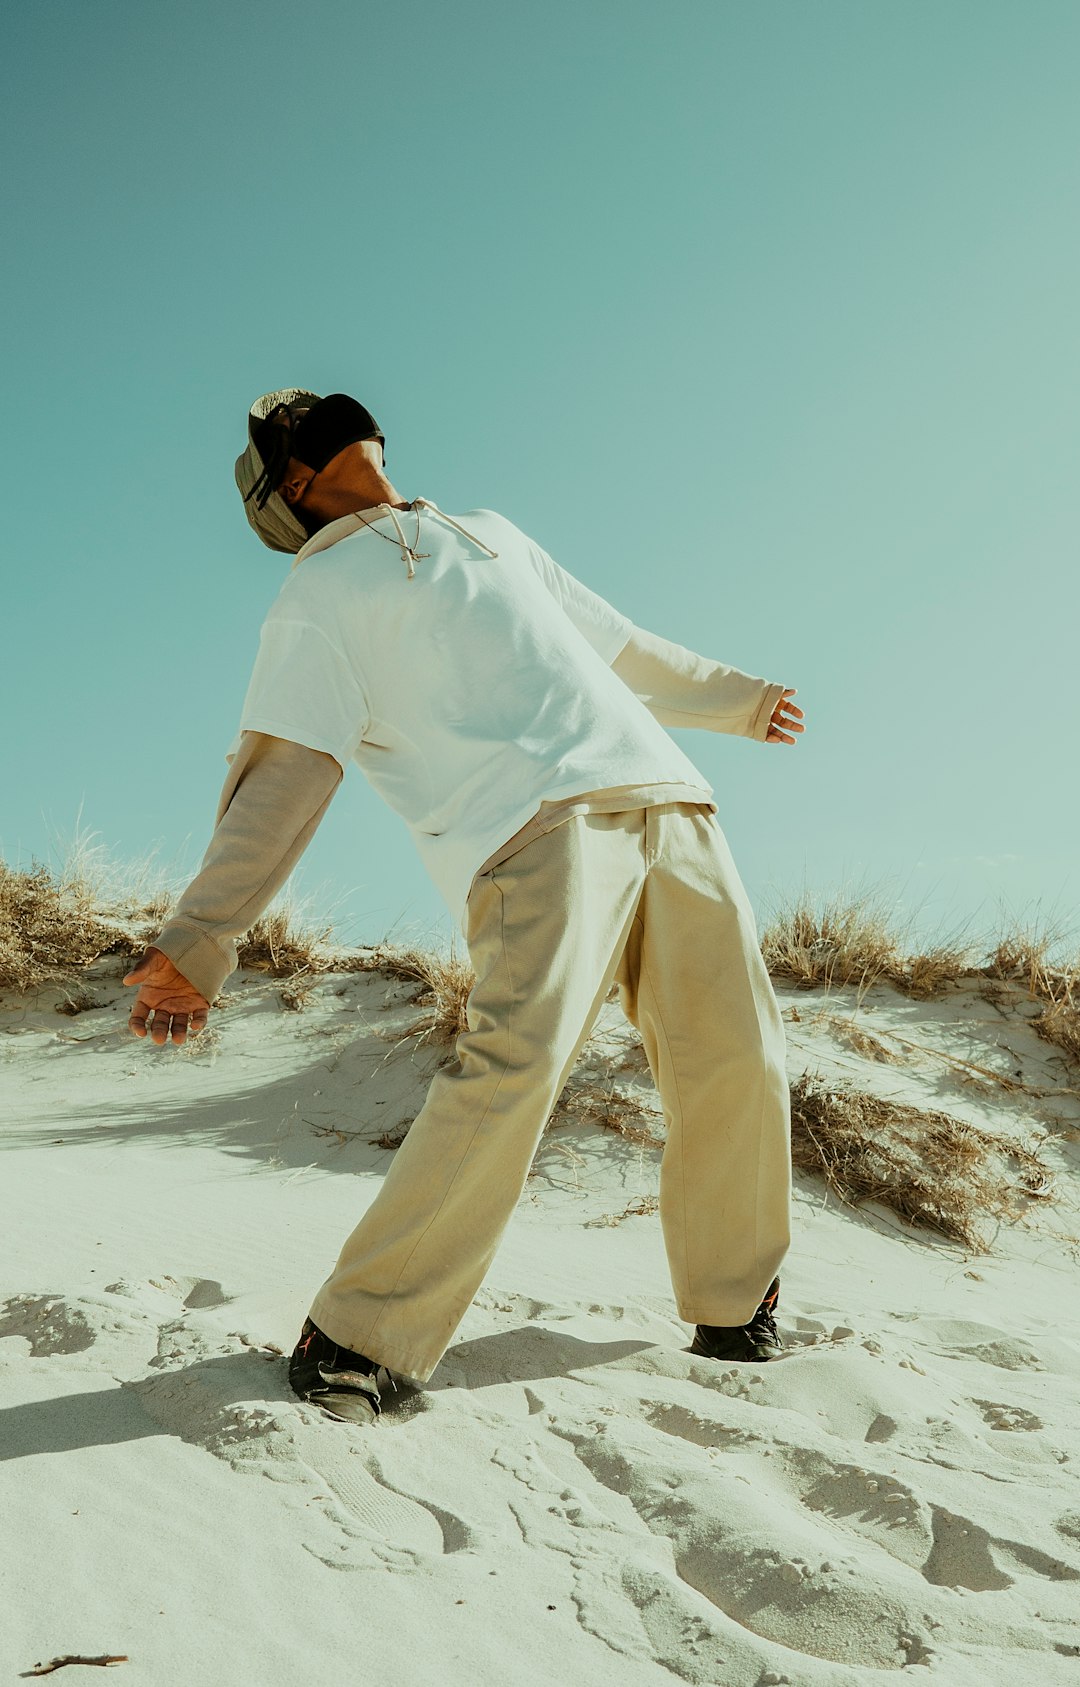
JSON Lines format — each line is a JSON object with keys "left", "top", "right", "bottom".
{"left": 688, "top": 1337, "right": 784, "bottom": 1362}
{"left": 291, "top": 1363, "right": 383, "bottom": 1425}
{"left": 302, "top": 1383, "right": 381, "bottom": 1424}
{"left": 695, "top": 1350, "right": 782, "bottom": 1363}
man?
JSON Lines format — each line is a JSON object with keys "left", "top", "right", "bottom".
{"left": 124, "top": 386, "right": 806, "bottom": 1426}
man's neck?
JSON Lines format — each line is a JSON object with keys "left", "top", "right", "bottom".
{"left": 343, "top": 477, "right": 410, "bottom": 512}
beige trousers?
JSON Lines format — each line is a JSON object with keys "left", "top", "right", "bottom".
{"left": 309, "top": 802, "right": 792, "bottom": 1384}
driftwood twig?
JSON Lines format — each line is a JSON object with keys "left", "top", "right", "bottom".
{"left": 22, "top": 1657, "right": 128, "bottom": 1677}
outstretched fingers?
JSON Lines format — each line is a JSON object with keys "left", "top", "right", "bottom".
{"left": 128, "top": 1004, "right": 208, "bottom": 1045}
{"left": 767, "top": 688, "right": 806, "bottom": 745}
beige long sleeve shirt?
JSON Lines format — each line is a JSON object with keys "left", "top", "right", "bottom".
{"left": 148, "top": 626, "right": 785, "bottom": 1003}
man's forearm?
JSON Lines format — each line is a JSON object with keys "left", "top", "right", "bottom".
{"left": 150, "top": 733, "right": 343, "bottom": 1002}
{"left": 612, "top": 625, "right": 786, "bottom": 742}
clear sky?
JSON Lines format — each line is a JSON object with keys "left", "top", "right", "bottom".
{"left": 3, "top": 1, "right": 1077, "bottom": 962}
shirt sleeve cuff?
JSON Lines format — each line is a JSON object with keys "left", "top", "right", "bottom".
{"left": 748, "top": 681, "right": 788, "bottom": 743}
{"left": 149, "top": 922, "right": 239, "bottom": 1004}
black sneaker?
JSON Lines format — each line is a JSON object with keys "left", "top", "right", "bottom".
{"left": 689, "top": 1276, "right": 784, "bottom": 1363}
{"left": 288, "top": 1316, "right": 392, "bottom": 1423}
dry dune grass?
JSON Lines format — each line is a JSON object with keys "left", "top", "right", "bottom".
{"left": 0, "top": 861, "right": 139, "bottom": 995}
{"left": 4, "top": 853, "right": 1073, "bottom": 1252}
{"left": 1033, "top": 993, "right": 1080, "bottom": 1064}
{"left": 536, "top": 1068, "right": 1060, "bottom": 1252}
{"left": 4, "top": 853, "right": 1079, "bottom": 1079}
{"left": 762, "top": 887, "right": 1080, "bottom": 1069}
{"left": 819, "top": 1014, "right": 910, "bottom": 1064}
{"left": 228, "top": 909, "right": 477, "bottom": 1044}
{"left": 236, "top": 908, "right": 337, "bottom": 979}
{"left": 0, "top": 850, "right": 481, "bottom": 1040}
{"left": 789, "top": 1071, "right": 1056, "bottom": 1250}
{"left": 367, "top": 945, "right": 476, "bottom": 1055}
{"left": 814, "top": 1012, "right": 1058, "bottom": 1107}
{"left": 760, "top": 884, "right": 980, "bottom": 998}
{"left": 217, "top": 918, "right": 476, "bottom": 1024}
{"left": 547, "top": 1082, "right": 666, "bottom": 1153}
{"left": 988, "top": 931, "right": 1080, "bottom": 1065}
{"left": 586, "top": 1195, "right": 661, "bottom": 1227}
{"left": 540, "top": 1069, "right": 1059, "bottom": 1252}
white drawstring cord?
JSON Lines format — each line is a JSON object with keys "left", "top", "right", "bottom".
{"left": 378, "top": 499, "right": 499, "bottom": 577}
{"left": 414, "top": 499, "right": 499, "bottom": 559}
{"left": 292, "top": 498, "right": 500, "bottom": 575}
{"left": 386, "top": 505, "right": 419, "bottom": 577}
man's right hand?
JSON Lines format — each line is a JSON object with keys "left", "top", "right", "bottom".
{"left": 766, "top": 689, "right": 805, "bottom": 745}
{"left": 123, "top": 946, "right": 211, "bottom": 1046}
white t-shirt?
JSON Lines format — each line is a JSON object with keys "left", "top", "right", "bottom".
{"left": 226, "top": 501, "right": 714, "bottom": 933}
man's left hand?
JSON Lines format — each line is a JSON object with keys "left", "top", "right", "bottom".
{"left": 123, "top": 946, "right": 211, "bottom": 1046}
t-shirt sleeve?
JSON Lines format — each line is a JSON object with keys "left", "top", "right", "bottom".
{"left": 526, "top": 545, "right": 634, "bottom": 663}
{"left": 228, "top": 616, "right": 371, "bottom": 771}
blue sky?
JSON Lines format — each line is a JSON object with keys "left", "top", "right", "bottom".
{"left": 3, "top": 1, "right": 1076, "bottom": 961}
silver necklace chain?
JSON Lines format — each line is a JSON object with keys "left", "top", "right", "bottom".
{"left": 352, "top": 502, "right": 429, "bottom": 563}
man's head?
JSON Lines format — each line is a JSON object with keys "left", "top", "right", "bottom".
{"left": 235, "top": 389, "right": 387, "bottom": 553}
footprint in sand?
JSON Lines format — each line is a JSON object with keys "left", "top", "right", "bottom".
{"left": 973, "top": 1399, "right": 1044, "bottom": 1432}
{"left": 645, "top": 1398, "right": 763, "bottom": 1450}
{"left": 472, "top": 1287, "right": 576, "bottom": 1323}
{"left": 0, "top": 1292, "right": 97, "bottom": 1356}
{"left": 924, "top": 1505, "right": 1079, "bottom": 1591}
{"left": 547, "top": 1378, "right": 1080, "bottom": 1674}
{"left": 144, "top": 1275, "right": 232, "bottom": 1310}
{"left": 922, "top": 1317, "right": 1072, "bottom": 1375}
{"left": 555, "top": 1421, "right": 940, "bottom": 1670}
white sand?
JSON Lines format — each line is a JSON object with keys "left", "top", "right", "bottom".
{"left": 2, "top": 956, "right": 1079, "bottom": 1683}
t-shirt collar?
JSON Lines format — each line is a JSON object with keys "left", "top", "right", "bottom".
{"left": 291, "top": 501, "right": 423, "bottom": 570}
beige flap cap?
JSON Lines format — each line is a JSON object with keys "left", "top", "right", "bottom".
{"left": 234, "top": 388, "right": 322, "bottom": 553}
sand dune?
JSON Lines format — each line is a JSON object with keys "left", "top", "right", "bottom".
{"left": 3, "top": 952, "right": 1079, "bottom": 1683}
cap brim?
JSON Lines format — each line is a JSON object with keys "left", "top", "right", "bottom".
{"left": 235, "top": 388, "right": 323, "bottom": 554}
